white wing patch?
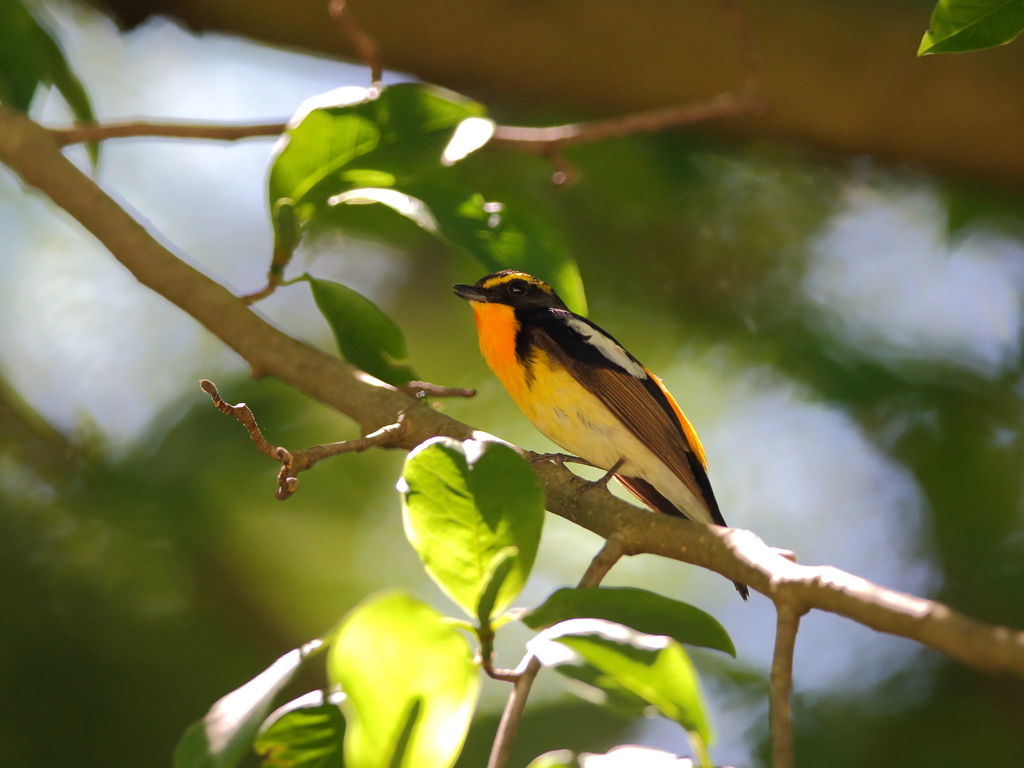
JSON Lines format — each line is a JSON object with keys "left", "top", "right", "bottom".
{"left": 565, "top": 317, "right": 648, "bottom": 378}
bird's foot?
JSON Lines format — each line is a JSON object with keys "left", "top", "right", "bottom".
{"left": 572, "top": 458, "right": 626, "bottom": 501}
{"left": 528, "top": 452, "right": 595, "bottom": 468}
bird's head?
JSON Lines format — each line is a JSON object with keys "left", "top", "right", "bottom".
{"left": 453, "top": 270, "right": 568, "bottom": 311}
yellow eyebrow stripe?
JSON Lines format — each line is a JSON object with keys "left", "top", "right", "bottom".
{"left": 480, "top": 272, "right": 554, "bottom": 292}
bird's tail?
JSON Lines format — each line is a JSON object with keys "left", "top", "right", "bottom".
{"left": 615, "top": 474, "right": 750, "bottom": 601}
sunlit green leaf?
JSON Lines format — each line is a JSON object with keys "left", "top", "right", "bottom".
{"left": 327, "top": 590, "right": 479, "bottom": 768}
{"left": 919, "top": 0, "right": 1024, "bottom": 54}
{"left": 268, "top": 83, "right": 486, "bottom": 219}
{"left": 399, "top": 438, "right": 545, "bottom": 619}
{"left": 255, "top": 691, "right": 346, "bottom": 768}
{"left": 174, "top": 640, "right": 324, "bottom": 768}
{"left": 522, "top": 587, "right": 735, "bottom": 657}
{"left": 305, "top": 274, "right": 415, "bottom": 386}
{"left": 529, "top": 619, "right": 713, "bottom": 763}
{"left": 476, "top": 546, "right": 519, "bottom": 628}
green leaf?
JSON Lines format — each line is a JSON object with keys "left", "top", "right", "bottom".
{"left": 0, "top": 0, "right": 94, "bottom": 115}
{"left": 525, "top": 750, "right": 579, "bottom": 768}
{"left": 476, "top": 546, "right": 519, "bottom": 628}
{"left": 919, "top": 0, "right": 1024, "bottom": 54}
{"left": 399, "top": 437, "right": 545, "bottom": 619}
{"left": 522, "top": 587, "right": 735, "bottom": 657}
{"left": 268, "top": 83, "right": 486, "bottom": 219}
{"left": 255, "top": 691, "right": 346, "bottom": 768}
{"left": 407, "top": 184, "right": 587, "bottom": 315}
{"left": 305, "top": 274, "right": 416, "bottom": 386}
{"left": 0, "top": 0, "right": 96, "bottom": 163}
{"left": 174, "top": 640, "right": 324, "bottom": 768}
{"left": 329, "top": 184, "right": 587, "bottom": 315}
{"left": 327, "top": 590, "right": 480, "bottom": 768}
{"left": 529, "top": 619, "right": 713, "bottom": 763}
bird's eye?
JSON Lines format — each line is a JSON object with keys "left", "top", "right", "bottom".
{"left": 508, "top": 280, "right": 527, "bottom": 296}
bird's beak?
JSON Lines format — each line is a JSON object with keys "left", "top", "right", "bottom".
{"left": 453, "top": 284, "right": 486, "bottom": 302}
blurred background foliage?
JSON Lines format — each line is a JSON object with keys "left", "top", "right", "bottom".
{"left": 3, "top": 0, "right": 1024, "bottom": 766}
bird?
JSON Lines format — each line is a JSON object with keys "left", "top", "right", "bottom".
{"left": 454, "top": 270, "right": 748, "bottom": 600}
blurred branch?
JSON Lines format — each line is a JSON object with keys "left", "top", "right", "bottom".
{"left": 52, "top": 120, "right": 286, "bottom": 146}
{"left": 200, "top": 378, "right": 404, "bottom": 500}
{"left": 488, "top": 537, "right": 627, "bottom": 768}
{"left": 6, "top": 104, "right": 1024, "bottom": 763}
{"left": 328, "top": 0, "right": 382, "bottom": 87}
{"left": 769, "top": 603, "right": 803, "bottom": 768}
{"left": 490, "top": 91, "right": 764, "bottom": 152}
{"left": 48, "top": 96, "right": 763, "bottom": 150}
{"left": 490, "top": 0, "right": 764, "bottom": 160}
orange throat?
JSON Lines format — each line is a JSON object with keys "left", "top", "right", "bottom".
{"left": 470, "top": 301, "right": 529, "bottom": 401}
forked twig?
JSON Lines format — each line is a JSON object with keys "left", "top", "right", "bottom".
{"left": 200, "top": 379, "right": 404, "bottom": 499}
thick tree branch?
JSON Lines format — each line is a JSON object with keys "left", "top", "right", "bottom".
{"left": 3, "top": 104, "right": 1024, "bottom": 693}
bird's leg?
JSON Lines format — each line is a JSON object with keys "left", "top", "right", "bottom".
{"left": 528, "top": 452, "right": 596, "bottom": 468}
{"left": 572, "top": 457, "right": 626, "bottom": 500}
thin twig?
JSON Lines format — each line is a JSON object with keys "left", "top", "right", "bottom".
{"left": 200, "top": 378, "right": 278, "bottom": 459}
{"left": 52, "top": 121, "right": 286, "bottom": 146}
{"left": 328, "top": 0, "right": 382, "bottom": 87}
{"left": 398, "top": 380, "right": 477, "bottom": 399}
{"left": 490, "top": 91, "right": 764, "bottom": 152}
{"left": 487, "top": 655, "right": 542, "bottom": 768}
{"left": 769, "top": 604, "right": 804, "bottom": 768}
{"left": 487, "top": 537, "right": 626, "bottom": 768}
{"left": 717, "top": 0, "right": 762, "bottom": 96}
{"left": 478, "top": 628, "right": 520, "bottom": 683}
{"left": 200, "top": 379, "right": 404, "bottom": 499}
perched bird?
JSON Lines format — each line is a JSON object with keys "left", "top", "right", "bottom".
{"left": 454, "top": 270, "right": 748, "bottom": 600}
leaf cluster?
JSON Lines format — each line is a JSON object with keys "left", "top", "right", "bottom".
{"left": 174, "top": 438, "right": 735, "bottom": 768}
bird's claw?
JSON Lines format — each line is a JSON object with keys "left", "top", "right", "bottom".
{"left": 528, "top": 452, "right": 593, "bottom": 468}
{"left": 571, "top": 458, "right": 626, "bottom": 501}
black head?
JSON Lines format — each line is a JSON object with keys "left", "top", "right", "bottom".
{"left": 453, "top": 270, "right": 568, "bottom": 310}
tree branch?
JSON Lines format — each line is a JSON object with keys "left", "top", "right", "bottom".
{"left": 201, "top": 377, "right": 405, "bottom": 499}
{"left": 328, "top": 0, "right": 382, "bottom": 87}
{"left": 490, "top": 91, "right": 764, "bottom": 153}
{"left": 4, "top": 102, "right": 1024, "bottom": 740}
{"left": 769, "top": 604, "right": 803, "bottom": 768}
{"left": 52, "top": 120, "right": 286, "bottom": 146}
{"left": 487, "top": 537, "right": 627, "bottom": 768}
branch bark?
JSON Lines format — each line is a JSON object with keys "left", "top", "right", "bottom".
{"left": 4, "top": 102, "right": 1024, "bottom": 721}
{"left": 769, "top": 604, "right": 803, "bottom": 768}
